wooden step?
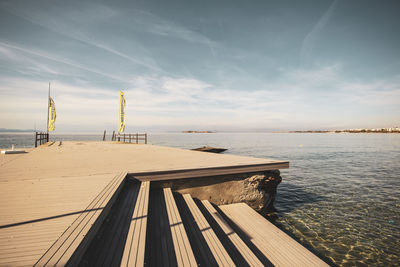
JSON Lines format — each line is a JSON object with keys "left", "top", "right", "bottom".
{"left": 201, "top": 200, "right": 263, "bottom": 267}
{"left": 219, "top": 203, "right": 329, "bottom": 267}
{"left": 120, "top": 181, "right": 150, "bottom": 267}
{"left": 77, "top": 178, "right": 142, "bottom": 266}
{"left": 34, "top": 172, "right": 127, "bottom": 267}
{"left": 163, "top": 188, "right": 197, "bottom": 267}
{"left": 182, "top": 194, "right": 234, "bottom": 267}
{"left": 144, "top": 187, "right": 177, "bottom": 266}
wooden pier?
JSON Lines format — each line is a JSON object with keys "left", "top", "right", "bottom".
{"left": 0, "top": 141, "right": 328, "bottom": 266}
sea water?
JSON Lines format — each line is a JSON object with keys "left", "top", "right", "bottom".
{"left": 1, "top": 132, "right": 399, "bottom": 266}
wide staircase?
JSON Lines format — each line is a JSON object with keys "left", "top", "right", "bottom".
{"left": 35, "top": 177, "right": 328, "bottom": 267}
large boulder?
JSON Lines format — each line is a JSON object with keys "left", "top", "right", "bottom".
{"left": 155, "top": 170, "right": 282, "bottom": 213}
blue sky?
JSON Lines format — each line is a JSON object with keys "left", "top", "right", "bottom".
{"left": 0, "top": 0, "right": 399, "bottom": 132}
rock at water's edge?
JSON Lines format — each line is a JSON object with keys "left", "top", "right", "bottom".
{"left": 154, "top": 170, "right": 282, "bottom": 213}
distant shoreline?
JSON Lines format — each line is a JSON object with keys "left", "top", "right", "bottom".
{"left": 1, "top": 129, "right": 399, "bottom": 134}
{"left": 0, "top": 128, "right": 35, "bottom": 133}
{"left": 288, "top": 130, "right": 399, "bottom": 134}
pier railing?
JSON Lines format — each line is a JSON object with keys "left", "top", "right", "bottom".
{"left": 113, "top": 133, "right": 147, "bottom": 144}
{"left": 35, "top": 132, "right": 49, "bottom": 147}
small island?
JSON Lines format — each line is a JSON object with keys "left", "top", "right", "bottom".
{"left": 182, "top": 130, "right": 215, "bottom": 133}
{"left": 290, "top": 127, "right": 400, "bottom": 133}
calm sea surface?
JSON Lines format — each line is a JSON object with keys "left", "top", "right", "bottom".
{"left": 1, "top": 132, "right": 399, "bottom": 266}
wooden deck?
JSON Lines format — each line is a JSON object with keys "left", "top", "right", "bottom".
{"left": 0, "top": 172, "right": 126, "bottom": 267}
{"left": 163, "top": 188, "right": 197, "bottom": 267}
{"left": 144, "top": 187, "right": 178, "bottom": 266}
{"left": 0, "top": 141, "right": 329, "bottom": 267}
{"left": 219, "top": 203, "right": 329, "bottom": 267}
{"left": 35, "top": 172, "right": 126, "bottom": 266}
{"left": 201, "top": 200, "right": 263, "bottom": 267}
{"left": 0, "top": 178, "right": 329, "bottom": 267}
{"left": 0, "top": 141, "right": 288, "bottom": 182}
{"left": 121, "top": 181, "right": 150, "bottom": 267}
{"left": 182, "top": 194, "right": 234, "bottom": 267}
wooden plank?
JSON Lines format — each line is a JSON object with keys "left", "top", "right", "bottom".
{"left": 34, "top": 173, "right": 122, "bottom": 265}
{"left": 1, "top": 142, "right": 288, "bottom": 183}
{"left": 144, "top": 187, "right": 177, "bottom": 266}
{"left": 182, "top": 194, "right": 234, "bottom": 267}
{"left": 77, "top": 178, "right": 140, "bottom": 266}
{"left": 164, "top": 189, "right": 191, "bottom": 267}
{"left": 0, "top": 174, "right": 119, "bottom": 267}
{"left": 120, "top": 181, "right": 150, "bottom": 267}
{"left": 0, "top": 175, "right": 115, "bottom": 227}
{"left": 164, "top": 189, "right": 186, "bottom": 266}
{"left": 134, "top": 162, "right": 289, "bottom": 182}
{"left": 173, "top": 194, "right": 218, "bottom": 266}
{"left": 201, "top": 200, "right": 263, "bottom": 267}
{"left": 133, "top": 181, "right": 150, "bottom": 266}
{"left": 57, "top": 172, "right": 127, "bottom": 266}
{"left": 163, "top": 188, "right": 197, "bottom": 267}
{"left": 219, "top": 203, "right": 328, "bottom": 267}
{"left": 0, "top": 215, "right": 79, "bottom": 267}
{"left": 34, "top": 172, "right": 127, "bottom": 266}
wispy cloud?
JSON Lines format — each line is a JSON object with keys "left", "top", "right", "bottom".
{"left": 140, "top": 11, "right": 217, "bottom": 56}
{"left": 300, "top": 0, "right": 339, "bottom": 65}
{"left": 1, "top": 63, "right": 399, "bottom": 131}
{"left": 0, "top": 78, "right": 117, "bottom": 130}
{"left": 0, "top": 0, "right": 398, "bottom": 131}
{"left": 0, "top": 1, "right": 170, "bottom": 75}
{"left": 340, "top": 77, "right": 400, "bottom": 106}
{"left": 0, "top": 41, "right": 125, "bottom": 81}
{"left": 125, "top": 66, "right": 400, "bottom": 129}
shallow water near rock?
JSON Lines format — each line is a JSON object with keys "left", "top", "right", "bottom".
{"left": 1, "top": 132, "right": 399, "bottom": 266}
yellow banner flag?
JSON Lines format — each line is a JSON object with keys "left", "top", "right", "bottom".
{"left": 48, "top": 96, "right": 56, "bottom": 132}
{"left": 118, "top": 91, "right": 126, "bottom": 133}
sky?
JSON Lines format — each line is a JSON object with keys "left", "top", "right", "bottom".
{"left": 0, "top": 0, "right": 399, "bottom": 132}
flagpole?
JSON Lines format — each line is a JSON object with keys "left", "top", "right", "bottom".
{"left": 47, "top": 82, "right": 50, "bottom": 134}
